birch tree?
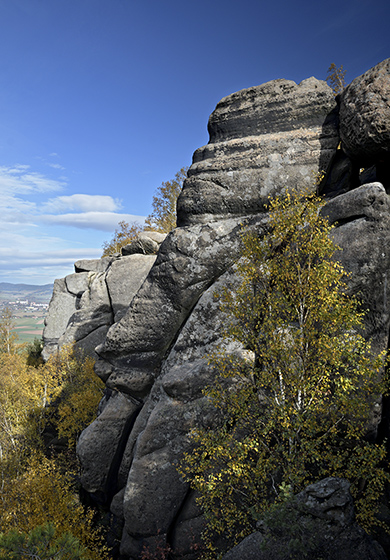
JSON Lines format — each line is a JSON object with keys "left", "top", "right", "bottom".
{"left": 180, "top": 187, "right": 388, "bottom": 556}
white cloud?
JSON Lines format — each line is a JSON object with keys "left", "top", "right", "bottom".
{"left": 0, "top": 165, "right": 65, "bottom": 195}
{"left": 42, "top": 194, "right": 122, "bottom": 213}
{"left": 40, "top": 211, "right": 146, "bottom": 231}
{"left": 0, "top": 161, "right": 148, "bottom": 284}
{"left": 48, "top": 163, "right": 65, "bottom": 170}
{"left": 0, "top": 246, "right": 103, "bottom": 284}
{"left": 0, "top": 247, "right": 102, "bottom": 266}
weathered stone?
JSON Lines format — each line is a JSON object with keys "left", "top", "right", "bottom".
{"left": 222, "top": 532, "right": 264, "bottom": 560}
{"left": 323, "top": 183, "right": 390, "bottom": 351}
{"left": 76, "top": 390, "right": 141, "bottom": 501}
{"left": 42, "top": 278, "right": 77, "bottom": 359}
{"left": 171, "top": 512, "right": 206, "bottom": 559}
{"left": 94, "top": 359, "right": 113, "bottom": 382}
{"left": 73, "top": 325, "right": 111, "bottom": 359}
{"left": 99, "top": 216, "right": 261, "bottom": 370}
{"left": 122, "top": 449, "right": 188, "bottom": 535}
{"left": 143, "top": 231, "right": 167, "bottom": 244}
{"left": 64, "top": 272, "right": 89, "bottom": 297}
{"left": 74, "top": 257, "right": 114, "bottom": 273}
{"left": 106, "top": 254, "right": 156, "bottom": 321}
{"left": 321, "top": 148, "right": 355, "bottom": 197}
{"left": 340, "top": 58, "right": 390, "bottom": 165}
{"left": 222, "top": 478, "right": 387, "bottom": 560}
{"left": 54, "top": 272, "right": 113, "bottom": 357}
{"left": 121, "top": 231, "right": 167, "bottom": 256}
{"left": 65, "top": 61, "right": 390, "bottom": 559}
{"left": 113, "top": 275, "right": 243, "bottom": 554}
{"left": 121, "top": 236, "right": 159, "bottom": 256}
{"left": 178, "top": 77, "right": 338, "bottom": 226}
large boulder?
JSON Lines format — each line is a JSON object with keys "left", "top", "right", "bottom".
{"left": 42, "top": 234, "right": 159, "bottom": 359}
{"left": 222, "top": 478, "right": 387, "bottom": 560}
{"left": 178, "top": 77, "right": 338, "bottom": 225}
{"left": 42, "top": 278, "right": 81, "bottom": 360}
{"left": 79, "top": 76, "right": 341, "bottom": 557}
{"left": 340, "top": 58, "right": 390, "bottom": 165}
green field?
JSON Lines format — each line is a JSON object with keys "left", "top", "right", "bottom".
{"left": 13, "top": 316, "right": 45, "bottom": 344}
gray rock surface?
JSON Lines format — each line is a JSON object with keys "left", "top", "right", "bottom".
{"left": 74, "top": 257, "right": 115, "bottom": 273}
{"left": 42, "top": 234, "right": 158, "bottom": 359}
{"left": 106, "top": 254, "right": 156, "bottom": 321}
{"left": 178, "top": 77, "right": 338, "bottom": 225}
{"left": 77, "top": 390, "right": 140, "bottom": 501}
{"left": 42, "top": 60, "right": 390, "bottom": 559}
{"left": 340, "top": 58, "right": 390, "bottom": 165}
{"left": 222, "top": 478, "right": 387, "bottom": 560}
{"left": 323, "top": 183, "right": 390, "bottom": 351}
{"left": 42, "top": 278, "right": 79, "bottom": 360}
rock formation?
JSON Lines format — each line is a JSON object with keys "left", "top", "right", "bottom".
{"left": 43, "top": 59, "right": 390, "bottom": 559}
{"left": 42, "top": 231, "right": 166, "bottom": 361}
{"left": 222, "top": 478, "right": 388, "bottom": 560}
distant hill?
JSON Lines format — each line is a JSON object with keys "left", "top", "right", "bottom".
{"left": 0, "top": 282, "right": 53, "bottom": 303}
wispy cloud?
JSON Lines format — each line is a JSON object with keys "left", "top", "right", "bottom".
{"left": 0, "top": 247, "right": 102, "bottom": 267}
{"left": 48, "top": 163, "right": 65, "bottom": 170}
{"left": 0, "top": 162, "right": 147, "bottom": 283}
{"left": 42, "top": 194, "right": 122, "bottom": 213}
{"left": 0, "top": 245, "right": 103, "bottom": 284}
{"left": 40, "top": 211, "right": 145, "bottom": 231}
{"left": 0, "top": 165, "right": 66, "bottom": 195}
{"left": 0, "top": 165, "right": 145, "bottom": 231}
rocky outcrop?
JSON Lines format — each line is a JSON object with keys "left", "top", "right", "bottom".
{"left": 178, "top": 77, "right": 339, "bottom": 225}
{"left": 42, "top": 59, "right": 390, "bottom": 558}
{"left": 222, "top": 478, "right": 387, "bottom": 560}
{"left": 42, "top": 231, "right": 166, "bottom": 360}
{"left": 340, "top": 59, "right": 390, "bottom": 165}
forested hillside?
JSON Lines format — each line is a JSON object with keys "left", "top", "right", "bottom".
{"left": 0, "top": 317, "right": 107, "bottom": 559}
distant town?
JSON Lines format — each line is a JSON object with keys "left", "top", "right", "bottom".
{"left": 1, "top": 299, "right": 49, "bottom": 313}
{"left": 0, "top": 283, "right": 53, "bottom": 343}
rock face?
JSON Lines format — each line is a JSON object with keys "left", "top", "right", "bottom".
{"left": 178, "top": 77, "right": 339, "bottom": 225}
{"left": 340, "top": 59, "right": 390, "bottom": 164}
{"left": 42, "top": 231, "right": 165, "bottom": 360}
{"left": 42, "top": 59, "right": 390, "bottom": 559}
{"left": 222, "top": 478, "right": 387, "bottom": 560}
{"left": 340, "top": 59, "right": 390, "bottom": 193}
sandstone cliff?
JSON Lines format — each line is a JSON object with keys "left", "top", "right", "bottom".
{"left": 43, "top": 59, "right": 390, "bottom": 559}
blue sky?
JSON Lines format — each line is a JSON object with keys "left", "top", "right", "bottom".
{"left": 0, "top": 0, "right": 389, "bottom": 285}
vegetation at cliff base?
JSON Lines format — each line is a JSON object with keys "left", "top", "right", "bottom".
{"left": 180, "top": 186, "right": 389, "bottom": 557}
{"left": 0, "top": 523, "right": 88, "bottom": 560}
{"left": 0, "top": 328, "right": 107, "bottom": 560}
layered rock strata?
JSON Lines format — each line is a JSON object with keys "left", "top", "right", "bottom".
{"left": 42, "top": 59, "right": 390, "bottom": 558}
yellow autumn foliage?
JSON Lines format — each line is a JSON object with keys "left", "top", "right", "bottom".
{"left": 0, "top": 342, "right": 107, "bottom": 559}
{"left": 180, "top": 186, "right": 389, "bottom": 557}
{"left": 44, "top": 345, "right": 105, "bottom": 447}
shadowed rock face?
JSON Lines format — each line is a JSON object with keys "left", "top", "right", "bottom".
{"left": 340, "top": 58, "right": 390, "bottom": 165}
{"left": 222, "top": 478, "right": 387, "bottom": 560}
{"left": 42, "top": 60, "right": 390, "bottom": 559}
